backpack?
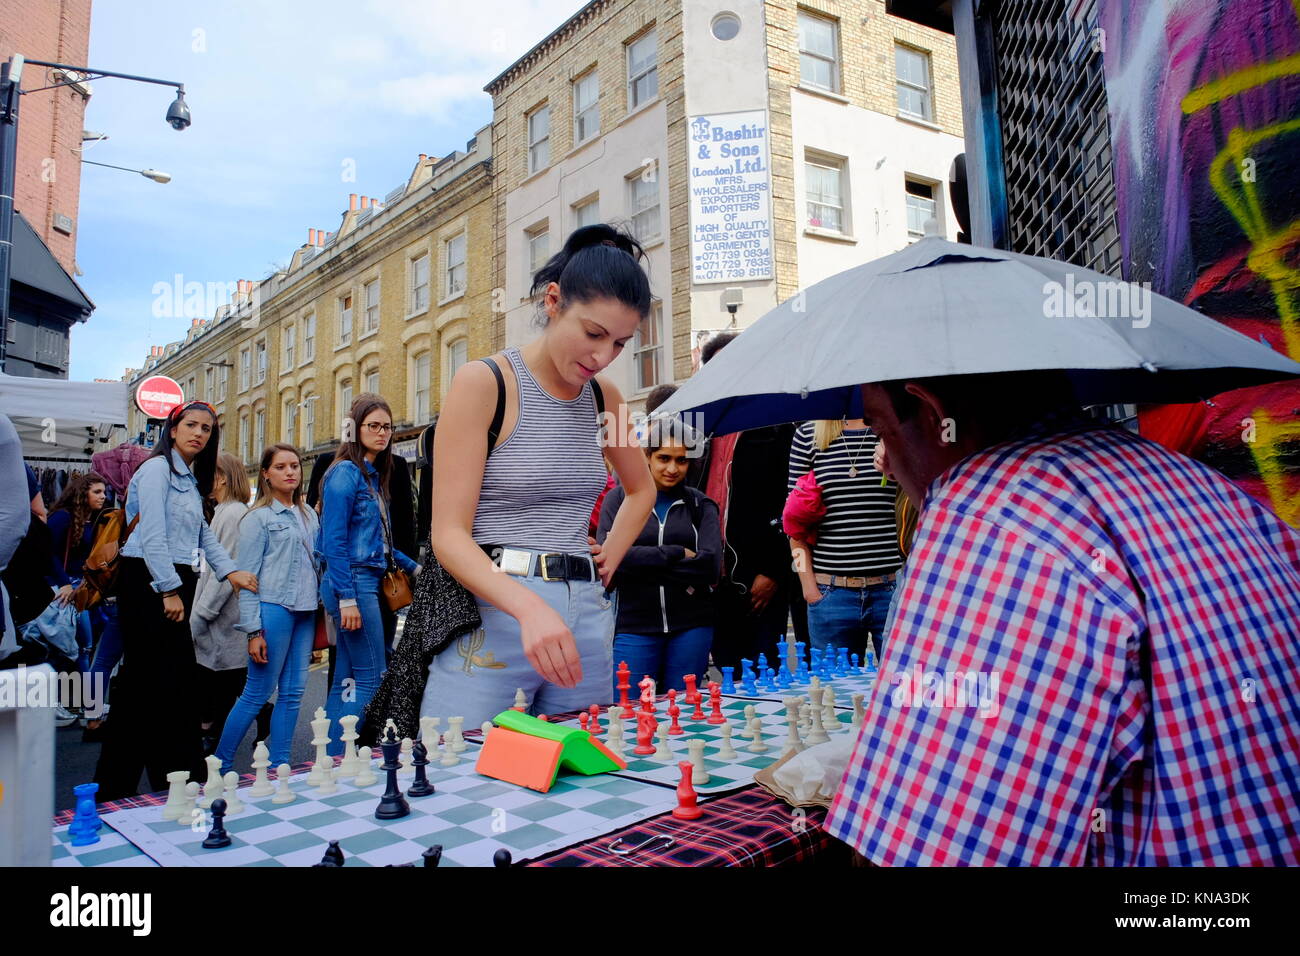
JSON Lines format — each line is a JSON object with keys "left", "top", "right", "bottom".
{"left": 72, "top": 508, "right": 140, "bottom": 612}
{"left": 481, "top": 355, "right": 605, "bottom": 452}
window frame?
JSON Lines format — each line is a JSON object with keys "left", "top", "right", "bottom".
{"left": 895, "top": 44, "right": 935, "bottom": 122}
{"left": 282, "top": 325, "right": 295, "bottom": 372}
{"left": 572, "top": 194, "right": 600, "bottom": 230}
{"left": 627, "top": 170, "right": 661, "bottom": 243}
{"left": 413, "top": 351, "right": 431, "bottom": 424}
{"left": 633, "top": 299, "right": 663, "bottom": 392}
{"left": 363, "top": 279, "right": 380, "bottom": 335}
{"left": 410, "top": 252, "right": 430, "bottom": 317}
{"left": 254, "top": 339, "right": 267, "bottom": 385}
{"left": 527, "top": 104, "right": 551, "bottom": 176}
{"left": 626, "top": 28, "right": 659, "bottom": 111}
{"left": 239, "top": 347, "right": 251, "bottom": 391}
{"left": 905, "top": 177, "right": 938, "bottom": 240}
{"left": 526, "top": 223, "right": 550, "bottom": 277}
{"left": 338, "top": 292, "right": 353, "bottom": 347}
{"left": 444, "top": 233, "right": 467, "bottom": 301}
{"left": 798, "top": 11, "right": 841, "bottom": 93}
{"left": 573, "top": 70, "right": 600, "bottom": 144}
{"left": 805, "top": 152, "right": 848, "bottom": 234}
{"left": 302, "top": 314, "right": 315, "bottom": 362}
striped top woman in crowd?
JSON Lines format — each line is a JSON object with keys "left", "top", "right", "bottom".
{"left": 418, "top": 224, "right": 656, "bottom": 727}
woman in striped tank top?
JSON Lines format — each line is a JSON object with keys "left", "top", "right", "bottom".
{"left": 418, "top": 225, "right": 656, "bottom": 726}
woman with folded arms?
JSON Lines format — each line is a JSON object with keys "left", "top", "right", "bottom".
{"left": 215, "top": 443, "right": 320, "bottom": 774}
{"left": 94, "top": 400, "right": 257, "bottom": 800}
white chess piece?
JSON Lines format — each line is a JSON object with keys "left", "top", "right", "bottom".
{"left": 249, "top": 742, "right": 274, "bottom": 796}
{"left": 851, "top": 693, "right": 866, "bottom": 727}
{"left": 177, "top": 783, "right": 200, "bottom": 827}
{"left": 271, "top": 763, "right": 296, "bottom": 804}
{"left": 354, "top": 746, "right": 378, "bottom": 786}
{"left": 307, "top": 708, "right": 332, "bottom": 786}
{"left": 748, "top": 715, "right": 769, "bottom": 752}
{"left": 687, "top": 738, "right": 710, "bottom": 785}
{"left": 448, "top": 717, "right": 467, "bottom": 753}
{"left": 419, "top": 716, "right": 441, "bottom": 751}
{"left": 782, "top": 716, "right": 805, "bottom": 756}
{"left": 162, "top": 771, "right": 189, "bottom": 821}
{"left": 199, "top": 755, "right": 221, "bottom": 808}
{"left": 316, "top": 760, "right": 338, "bottom": 794}
{"left": 439, "top": 735, "right": 458, "bottom": 767}
{"left": 399, "top": 737, "right": 415, "bottom": 776}
{"left": 480, "top": 720, "right": 493, "bottom": 739}
{"left": 606, "top": 709, "right": 625, "bottom": 759}
{"left": 337, "top": 715, "right": 361, "bottom": 777}
{"left": 741, "top": 705, "right": 757, "bottom": 738}
{"left": 810, "top": 676, "right": 821, "bottom": 697}
{"left": 821, "top": 687, "right": 840, "bottom": 733}
{"left": 653, "top": 726, "right": 672, "bottom": 760}
{"left": 805, "top": 700, "right": 830, "bottom": 745}
{"left": 514, "top": 688, "right": 527, "bottom": 710}
{"left": 222, "top": 772, "right": 245, "bottom": 813}
{"left": 717, "top": 723, "right": 738, "bottom": 760}
{"left": 203, "top": 766, "right": 226, "bottom": 810}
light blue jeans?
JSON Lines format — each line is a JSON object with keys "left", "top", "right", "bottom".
{"left": 321, "top": 566, "right": 386, "bottom": 756}
{"left": 419, "top": 569, "right": 615, "bottom": 729}
{"left": 214, "top": 602, "right": 314, "bottom": 773}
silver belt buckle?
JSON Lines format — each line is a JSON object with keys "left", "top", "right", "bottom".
{"left": 498, "top": 547, "right": 532, "bottom": 576}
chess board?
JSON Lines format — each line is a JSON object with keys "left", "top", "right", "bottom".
{"left": 79, "top": 755, "right": 680, "bottom": 868}
{"left": 721, "top": 669, "right": 880, "bottom": 705}
{"left": 586, "top": 696, "right": 858, "bottom": 794}
{"left": 51, "top": 823, "right": 158, "bottom": 867}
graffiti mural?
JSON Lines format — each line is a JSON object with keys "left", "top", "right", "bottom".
{"left": 1099, "top": 0, "right": 1300, "bottom": 525}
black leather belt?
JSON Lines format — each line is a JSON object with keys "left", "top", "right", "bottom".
{"left": 481, "top": 545, "right": 596, "bottom": 582}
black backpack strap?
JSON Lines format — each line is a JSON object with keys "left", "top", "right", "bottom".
{"left": 481, "top": 357, "right": 506, "bottom": 453}
{"left": 591, "top": 377, "right": 605, "bottom": 418}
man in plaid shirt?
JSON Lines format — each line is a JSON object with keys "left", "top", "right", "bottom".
{"left": 827, "top": 373, "right": 1300, "bottom": 866}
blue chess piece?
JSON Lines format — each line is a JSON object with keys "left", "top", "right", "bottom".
{"left": 69, "top": 782, "right": 103, "bottom": 847}
{"left": 865, "top": 644, "right": 878, "bottom": 673}
{"left": 721, "top": 666, "right": 736, "bottom": 695}
{"left": 776, "top": 638, "right": 789, "bottom": 673}
{"left": 837, "top": 648, "right": 850, "bottom": 677}
{"left": 756, "top": 652, "right": 768, "bottom": 677}
{"left": 763, "top": 667, "right": 778, "bottom": 692}
{"left": 851, "top": 652, "right": 860, "bottom": 673}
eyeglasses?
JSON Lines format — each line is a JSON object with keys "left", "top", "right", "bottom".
{"left": 363, "top": 422, "right": 394, "bottom": 434}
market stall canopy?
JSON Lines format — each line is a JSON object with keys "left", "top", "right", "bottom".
{"left": 656, "top": 237, "right": 1300, "bottom": 436}
{"left": 0, "top": 373, "right": 128, "bottom": 459}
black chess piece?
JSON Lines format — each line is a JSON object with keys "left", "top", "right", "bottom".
{"left": 323, "top": 839, "right": 344, "bottom": 866}
{"left": 374, "top": 727, "right": 411, "bottom": 820}
{"left": 201, "top": 798, "right": 232, "bottom": 849}
{"left": 492, "top": 848, "right": 512, "bottom": 868}
{"left": 423, "top": 845, "right": 443, "bottom": 868}
{"left": 408, "top": 740, "right": 435, "bottom": 798}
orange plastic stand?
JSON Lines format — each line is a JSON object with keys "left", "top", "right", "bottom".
{"left": 474, "top": 728, "right": 566, "bottom": 793}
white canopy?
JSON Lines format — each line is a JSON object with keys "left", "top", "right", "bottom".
{"left": 0, "top": 372, "right": 129, "bottom": 460}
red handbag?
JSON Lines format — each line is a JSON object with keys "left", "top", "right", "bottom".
{"left": 782, "top": 469, "right": 827, "bottom": 545}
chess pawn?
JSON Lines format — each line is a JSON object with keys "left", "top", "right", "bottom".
{"left": 851, "top": 693, "right": 866, "bottom": 727}
{"left": 316, "top": 759, "right": 338, "bottom": 794}
{"left": 249, "top": 741, "right": 274, "bottom": 796}
{"left": 741, "top": 705, "right": 757, "bottom": 738}
{"left": 399, "top": 737, "right": 415, "bottom": 776}
{"left": 748, "top": 716, "right": 768, "bottom": 752}
{"left": 514, "top": 688, "right": 528, "bottom": 711}
{"left": 177, "top": 782, "right": 201, "bottom": 827}
{"left": 439, "top": 735, "right": 458, "bottom": 767}
{"left": 354, "top": 746, "right": 378, "bottom": 786}
{"left": 271, "top": 764, "right": 296, "bottom": 805}
{"left": 653, "top": 726, "right": 672, "bottom": 761}
{"left": 481, "top": 720, "right": 494, "bottom": 739}
{"left": 716, "top": 723, "right": 738, "bottom": 760}
{"left": 687, "top": 738, "right": 710, "bottom": 785}
{"left": 222, "top": 772, "right": 246, "bottom": 813}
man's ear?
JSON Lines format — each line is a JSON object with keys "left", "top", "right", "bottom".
{"left": 904, "top": 381, "right": 949, "bottom": 438}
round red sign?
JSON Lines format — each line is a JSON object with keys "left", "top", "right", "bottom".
{"left": 135, "top": 375, "right": 185, "bottom": 419}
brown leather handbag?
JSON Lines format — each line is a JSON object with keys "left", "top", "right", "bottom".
{"left": 368, "top": 475, "right": 413, "bottom": 612}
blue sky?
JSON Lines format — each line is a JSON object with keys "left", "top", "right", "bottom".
{"left": 70, "top": 0, "right": 582, "bottom": 380}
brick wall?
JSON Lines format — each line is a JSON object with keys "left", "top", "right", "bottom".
{"left": 0, "top": 0, "right": 93, "bottom": 273}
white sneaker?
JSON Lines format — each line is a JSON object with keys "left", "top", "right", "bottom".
{"left": 54, "top": 706, "right": 80, "bottom": 727}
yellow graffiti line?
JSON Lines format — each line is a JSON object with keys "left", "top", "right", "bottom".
{"left": 1182, "top": 53, "right": 1300, "bottom": 114}
{"left": 1245, "top": 408, "right": 1300, "bottom": 527}
{"left": 1207, "top": 122, "right": 1300, "bottom": 359}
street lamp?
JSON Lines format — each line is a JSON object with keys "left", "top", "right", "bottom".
{"left": 0, "top": 54, "right": 190, "bottom": 372}
{"left": 81, "top": 159, "right": 171, "bottom": 183}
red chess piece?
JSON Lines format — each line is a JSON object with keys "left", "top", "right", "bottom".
{"left": 672, "top": 760, "right": 703, "bottom": 820}
{"left": 682, "top": 674, "right": 699, "bottom": 706}
{"left": 634, "top": 712, "right": 657, "bottom": 755}
{"left": 666, "top": 690, "right": 683, "bottom": 735}
{"left": 617, "top": 661, "right": 633, "bottom": 717}
{"left": 588, "top": 704, "right": 602, "bottom": 736}
{"left": 579, "top": 712, "right": 590, "bottom": 733}
{"left": 706, "top": 682, "right": 726, "bottom": 724}
{"left": 690, "top": 690, "right": 706, "bottom": 722}
{"left": 638, "top": 676, "right": 656, "bottom": 715}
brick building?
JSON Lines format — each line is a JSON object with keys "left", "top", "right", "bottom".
{"left": 0, "top": 0, "right": 96, "bottom": 378}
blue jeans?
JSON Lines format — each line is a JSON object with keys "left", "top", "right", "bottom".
{"left": 613, "top": 626, "right": 713, "bottom": 698}
{"left": 807, "top": 581, "right": 895, "bottom": 662}
{"left": 321, "top": 566, "right": 386, "bottom": 756}
{"left": 214, "top": 603, "right": 315, "bottom": 773}
{"left": 420, "top": 569, "right": 615, "bottom": 728}
{"left": 86, "top": 601, "right": 122, "bottom": 713}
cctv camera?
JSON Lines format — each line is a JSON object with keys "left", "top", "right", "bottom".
{"left": 166, "top": 91, "right": 191, "bottom": 131}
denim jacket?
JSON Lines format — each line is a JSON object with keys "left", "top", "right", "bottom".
{"left": 319, "top": 459, "right": 416, "bottom": 601}
{"left": 236, "top": 499, "right": 322, "bottom": 633}
{"left": 120, "top": 451, "right": 236, "bottom": 593}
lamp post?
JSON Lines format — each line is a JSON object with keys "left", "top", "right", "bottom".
{"left": 81, "top": 159, "right": 171, "bottom": 183}
{"left": 0, "top": 54, "right": 190, "bottom": 372}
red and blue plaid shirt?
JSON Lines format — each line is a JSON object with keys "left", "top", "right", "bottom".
{"left": 827, "top": 425, "right": 1300, "bottom": 865}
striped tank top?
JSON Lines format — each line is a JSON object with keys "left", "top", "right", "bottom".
{"left": 471, "top": 346, "right": 609, "bottom": 554}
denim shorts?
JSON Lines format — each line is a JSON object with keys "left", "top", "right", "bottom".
{"left": 419, "top": 557, "right": 615, "bottom": 728}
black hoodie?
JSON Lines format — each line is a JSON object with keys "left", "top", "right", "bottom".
{"left": 597, "top": 482, "right": 722, "bottom": 634}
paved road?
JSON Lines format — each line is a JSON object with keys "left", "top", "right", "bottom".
{"left": 54, "top": 658, "right": 331, "bottom": 814}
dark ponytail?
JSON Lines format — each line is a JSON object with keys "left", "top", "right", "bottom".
{"left": 530, "top": 223, "right": 652, "bottom": 326}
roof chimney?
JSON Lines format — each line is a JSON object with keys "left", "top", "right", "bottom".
{"left": 349, "top": 193, "right": 358, "bottom": 211}
{"left": 308, "top": 228, "right": 316, "bottom": 246}
{"left": 419, "top": 153, "right": 427, "bottom": 163}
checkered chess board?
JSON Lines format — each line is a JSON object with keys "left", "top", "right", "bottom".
{"left": 722, "top": 670, "right": 879, "bottom": 704}
{"left": 63, "top": 754, "right": 679, "bottom": 868}
{"left": 589, "top": 696, "right": 857, "bottom": 794}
